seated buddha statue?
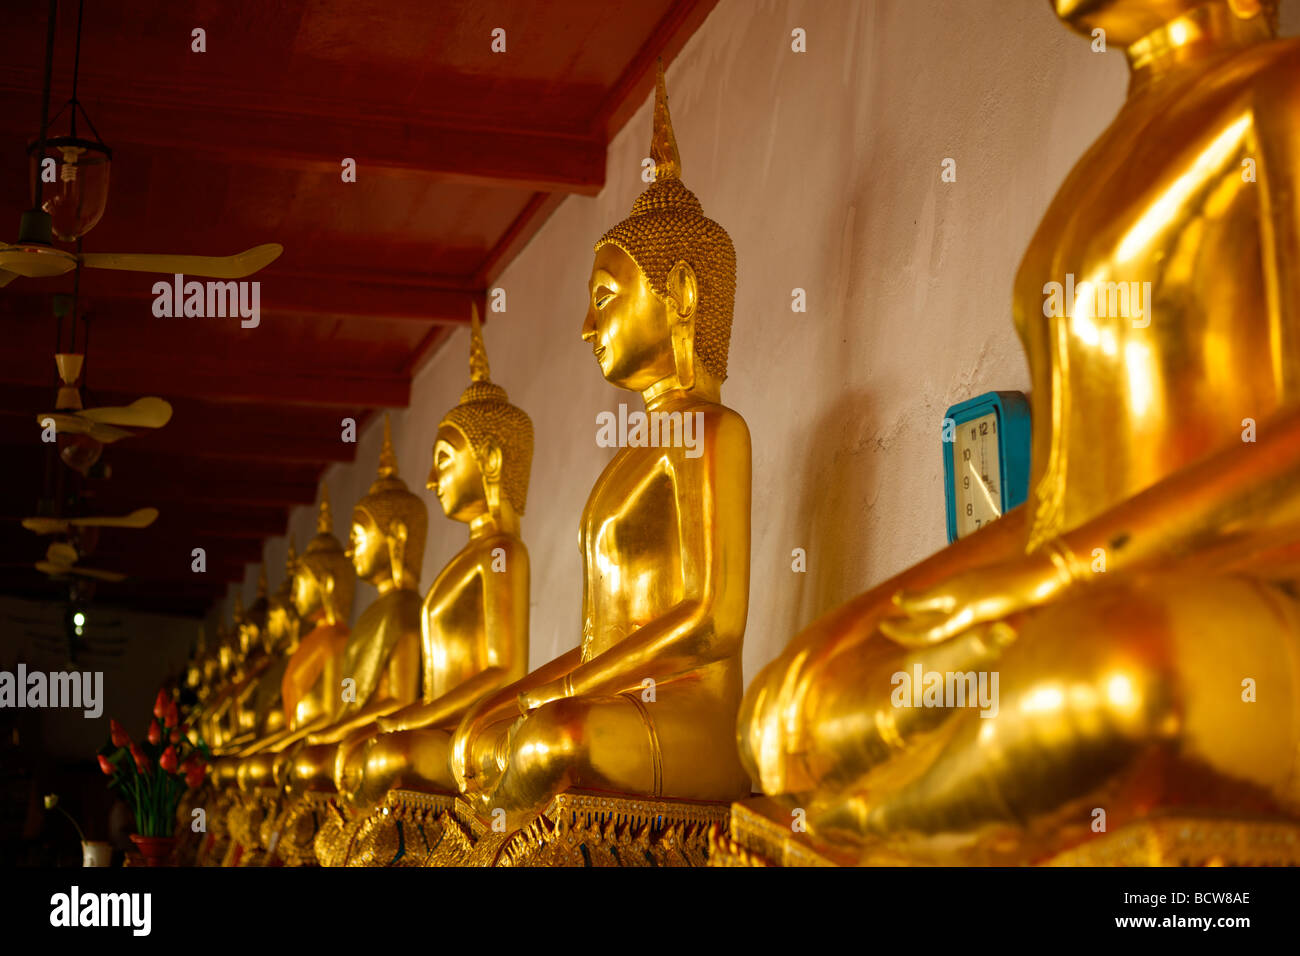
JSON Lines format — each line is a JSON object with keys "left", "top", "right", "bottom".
{"left": 201, "top": 600, "right": 246, "bottom": 754}
{"left": 224, "top": 567, "right": 273, "bottom": 748}
{"left": 232, "top": 543, "right": 303, "bottom": 790}
{"left": 244, "top": 489, "right": 355, "bottom": 760}
{"left": 449, "top": 63, "right": 753, "bottom": 826}
{"left": 738, "top": 0, "right": 1300, "bottom": 864}
{"left": 334, "top": 303, "right": 534, "bottom": 808}
{"left": 288, "top": 417, "right": 427, "bottom": 793}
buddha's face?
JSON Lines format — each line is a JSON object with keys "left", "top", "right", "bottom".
{"left": 583, "top": 244, "right": 676, "bottom": 391}
{"left": 349, "top": 510, "right": 389, "bottom": 581}
{"left": 292, "top": 565, "right": 322, "bottom": 617}
{"left": 1052, "top": 0, "right": 1216, "bottom": 43}
{"left": 429, "top": 425, "right": 486, "bottom": 522}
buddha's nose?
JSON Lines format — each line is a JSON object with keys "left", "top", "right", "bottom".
{"left": 581, "top": 310, "right": 596, "bottom": 341}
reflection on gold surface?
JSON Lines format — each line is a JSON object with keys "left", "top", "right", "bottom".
{"left": 448, "top": 61, "right": 752, "bottom": 827}
{"left": 739, "top": 0, "right": 1300, "bottom": 864}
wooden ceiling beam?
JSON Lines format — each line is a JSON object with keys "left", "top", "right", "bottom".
{"left": 0, "top": 355, "right": 408, "bottom": 409}
{"left": 0, "top": 275, "right": 481, "bottom": 325}
{"left": 0, "top": 80, "right": 606, "bottom": 195}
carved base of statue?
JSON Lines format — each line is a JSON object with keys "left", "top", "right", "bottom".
{"left": 196, "top": 787, "right": 237, "bottom": 866}
{"left": 266, "top": 791, "right": 331, "bottom": 867}
{"left": 329, "top": 789, "right": 732, "bottom": 866}
{"left": 709, "top": 798, "right": 1300, "bottom": 866}
{"left": 491, "top": 791, "right": 730, "bottom": 867}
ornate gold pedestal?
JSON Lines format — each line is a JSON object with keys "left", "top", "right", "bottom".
{"left": 328, "top": 789, "right": 730, "bottom": 866}
{"left": 225, "top": 787, "right": 282, "bottom": 867}
{"left": 708, "top": 797, "right": 852, "bottom": 867}
{"left": 709, "top": 799, "right": 1300, "bottom": 867}
{"left": 493, "top": 791, "right": 730, "bottom": 867}
{"left": 1044, "top": 815, "right": 1300, "bottom": 867}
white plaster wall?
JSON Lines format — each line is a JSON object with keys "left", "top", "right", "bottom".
{"left": 225, "top": 0, "right": 1181, "bottom": 685}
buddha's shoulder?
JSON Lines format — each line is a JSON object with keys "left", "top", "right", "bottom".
{"left": 443, "top": 532, "right": 527, "bottom": 573}
{"left": 1230, "top": 35, "right": 1300, "bottom": 89}
{"left": 690, "top": 400, "right": 751, "bottom": 443}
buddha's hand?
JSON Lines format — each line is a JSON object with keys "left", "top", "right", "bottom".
{"left": 450, "top": 700, "right": 490, "bottom": 792}
{"left": 878, "top": 548, "right": 1070, "bottom": 646}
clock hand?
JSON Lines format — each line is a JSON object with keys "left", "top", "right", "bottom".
{"left": 967, "top": 458, "right": 1001, "bottom": 517}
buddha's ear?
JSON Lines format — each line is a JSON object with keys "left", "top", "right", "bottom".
{"left": 482, "top": 441, "right": 503, "bottom": 484}
{"left": 388, "top": 520, "right": 408, "bottom": 580}
{"left": 666, "top": 260, "right": 698, "bottom": 323}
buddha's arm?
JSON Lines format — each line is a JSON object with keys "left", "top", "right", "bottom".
{"left": 1257, "top": 71, "right": 1300, "bottom": 396}
{"left": 308, "top": 635, "right": 420, "bottom": 743}
{"left": 884, "top": 406, "right": 1300, "bottom": 645}
{"left": 281, "top": 637, "right": 333, "bottom": 727}
{"left": 1047, "top": 405, "right": 1300, "bottom": 579}
{"left": 267, "top": 713, "right": 334, "bottom": 752}
{"left": 741, "top": 507, "right": 1027, "bottom": 792}
{"left": 382, "top": 546, "right": 530, "bottom": 733}
{"left": 522, "top": 420, "right": 749, "bottom": 706}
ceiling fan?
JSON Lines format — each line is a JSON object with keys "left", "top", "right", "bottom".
{"left": 22, "top": 506, "right": 157, "bottom": 536}
{"left": 36, "top": 351, "right": 172, "bottom": 445}
{"left": 1, "top": 0, "right": 282, "bottom": 289}
{"left": 35, "top": 540, "right": 125, "bottom": 583}
{"left": 0, "top": 241, "right": 283, "bottom": 289}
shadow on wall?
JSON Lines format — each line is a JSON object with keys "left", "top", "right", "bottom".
{"left": 783, "top": 388, "right": 877, "bottom": 642}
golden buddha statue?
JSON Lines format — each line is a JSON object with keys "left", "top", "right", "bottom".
{"left": 737, "top": 0, "right": 1300, "bottom": 864}
{"left": 248, "top": 489, "right": 356, "bottom": 759}
{"left": 335, "top": 303, "right": 534, "bottom": 808}
{"left": 232, "top": 542, "right": 303, "bottom": 791}
{"left": 288, "top": 418, "right": 427, "bottom": 793}
{"left": 201, "top": 598, "right": 246, "bottom": 753}
{"left": 225, "top": 566, "right": 273, "bottom": 747}
{"left": 449, "top": 62, "right": 752, "bottom": 827}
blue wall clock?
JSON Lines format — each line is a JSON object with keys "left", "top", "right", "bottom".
{"left": 942, "top": 391, "right": 1031, "bottom": 543}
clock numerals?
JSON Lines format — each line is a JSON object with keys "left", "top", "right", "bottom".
{"left": 953, "top": 411, "right": 1002, "bottom": 538}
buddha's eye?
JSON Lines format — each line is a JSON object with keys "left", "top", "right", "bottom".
{"left": 594, "top": 286, "right": 615, "bottom": 310}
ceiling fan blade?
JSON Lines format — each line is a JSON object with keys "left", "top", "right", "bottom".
{"left": 86, "top": 421, "right": 133, "bottom": 443}
{"left": 0, "top": 268, "right": 16, "bottom": 287}
{"left": 22, "top": 507, "right": 158, "bottom": 534}
{"left": 79, "top": 243, "right": 283, "bottom": 279}
{"left": 69, "top": 566, "right": 127, "bottom": 583}
{"left": 37, "top": 411, "right": 90, "bottom": 435}
{"left": 35, "top": 561, "right": 126, "bottom": 583}
{"left": 80, "top": 397, "right": 172, "bottom": 428}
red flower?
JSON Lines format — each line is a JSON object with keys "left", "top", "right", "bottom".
{"left": 109, "top": 718, "right": 130, "bottom": 748}
{"left": 131, "top": 744, "right": 150, "bottom": 774}
{"left": 147, "top": 719, "right": 162, "bottom": 746}
{"left": 153, "top": 688, "right": 169, "bottom": 720}
{"left": 97, "top": 754, "right": 114, "bottom": 775}
{"left": 160, "top": 746, "right": 178, "bottom": 773}
{"left": 185, "top": 764, "right": 206, "bottom": 789}
{"left": 164, "top": 699, "right": 179, "bottom": 730}
{"left": 169, "top": 727, "right": 181, "bottom": 745}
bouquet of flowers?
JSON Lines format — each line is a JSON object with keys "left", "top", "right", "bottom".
{"left": 97, "top": 688, "right": 209, "bottom": 838}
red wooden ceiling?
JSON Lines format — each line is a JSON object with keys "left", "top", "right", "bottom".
{"left": 0, "top": 0, "right": 718, "bottom": 617}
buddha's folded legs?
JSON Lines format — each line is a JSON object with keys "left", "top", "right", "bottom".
{"left": 806, "top": 572, "right": 1300, "bottom": 859}
{"left": 470, "top": 681, "right": 751, "bottom": 820}
{"left": 352, "top": 728, "right": 456, "bottom": 807}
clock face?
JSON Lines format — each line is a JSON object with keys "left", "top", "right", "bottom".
{"left": 952, "top": 411, "right": 1001, "bottom": 538}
